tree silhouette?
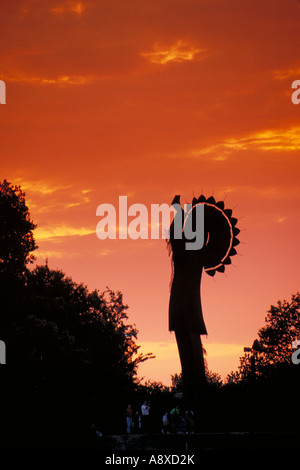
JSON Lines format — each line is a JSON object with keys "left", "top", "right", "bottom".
{"left": 171, "top": 369, "right": 223, "bottom": 392}
{"left": 258, "top": 292, "right": 300, "bottom": 368}
{"left": 227, "top": 292, "right": 300, "bottom": 383}
{"left": 0, "top": 179, "right": 38, "bottom": 330}
{"left": 221, "top": 293, "right": 300, "bottom": 433}
{"left": 0, "top": 181, "right": 155, "bottom": 446}
{"left": 6, "top": 263, "right": 153, "bottom": 380}
{"left": 3, "top": 262, "right": 154, "bottom": 445}
{"left": 0, "top": 179, "right": 37, "bottom": 279}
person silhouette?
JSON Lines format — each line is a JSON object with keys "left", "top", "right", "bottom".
{"left": 125, "top": 404, "right": 133, "bottom": 434}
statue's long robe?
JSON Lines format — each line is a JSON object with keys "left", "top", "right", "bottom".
{"left": 168, "top": 235, "right": 207, "bottom": 335}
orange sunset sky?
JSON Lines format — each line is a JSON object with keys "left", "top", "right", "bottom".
{"left": 1, "top": 0, "right": 300, "bottom": 385}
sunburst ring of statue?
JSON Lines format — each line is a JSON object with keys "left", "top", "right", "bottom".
{"left": 184, "top": 194, "right": 240, "bottom": 276}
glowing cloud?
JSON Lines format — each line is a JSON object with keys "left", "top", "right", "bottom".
{"left": 141, "top": 40, "right": 205, "bottom": 65}
{"left": 3, "top": 74, "right": 95, "bottom": 86}
{"left": 273, "top": 66, "right": 300, "bottom": 80}
{"left": 35, "top": 224, "right": 94, "bottom": 241}
{"left": 14, "top": 179, "right": 71, "bottom": 195}
{"left": 191, "top": 126, "right": 300, "bottom": 158}
{"left": 50, "top": 1, "right": 85, "bottom": 16}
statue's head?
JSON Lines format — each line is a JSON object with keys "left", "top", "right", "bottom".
{"left": 169, "top": 194, "right": 240, "bottom": 276}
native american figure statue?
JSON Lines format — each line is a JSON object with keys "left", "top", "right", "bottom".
{"left": 168, "top": 194, "right": 240, "bottom": 406}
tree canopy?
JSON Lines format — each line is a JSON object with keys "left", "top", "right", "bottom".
{"left": 8, "top": 263, "right": 153, "bottom": 382}
{"left": 0, "top": 179, "right": 37, "bottom": 278}
{"left": 0, "top": 180, "right": 155, "bottom": 445}
{"left": 227, "top": 292, "right": 300, "bottom": 383}
{"left": 0, "top": 178, "right": 151, "bottom": 384}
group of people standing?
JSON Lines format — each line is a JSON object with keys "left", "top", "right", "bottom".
{"left": 125, "top": 400, "right": 151, "bottom": 434}
{"left": 125, "top": 402, "right": 195, "bottom": 435}
{"left": 162, "top": 405, "right": 195, "bottom": 434}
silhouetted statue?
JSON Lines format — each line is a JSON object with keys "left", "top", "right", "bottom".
{"left": 168, "top": 195, "right": 239, "bottom": 407}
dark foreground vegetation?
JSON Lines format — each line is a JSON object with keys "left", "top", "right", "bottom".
{"left": 0, "top": 180, "right": 299, "bottom": 449}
